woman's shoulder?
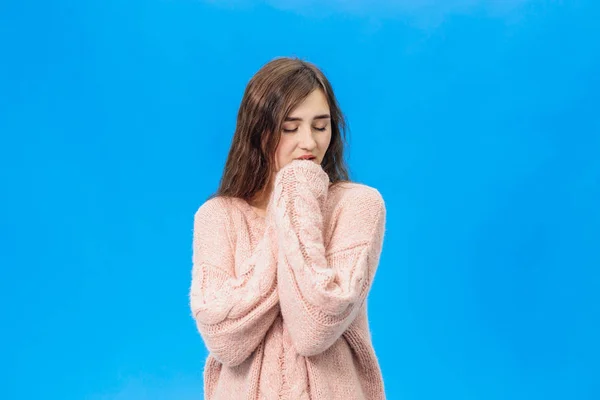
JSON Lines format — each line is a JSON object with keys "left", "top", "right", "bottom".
{"left": 329, "top": 181, "right": 384, "bottom": 209}
{"left": 195, "top": 195, "right": 258, "bottom": 226}
{"left": 194, "top": 195, "right": 235, "bottom": 221}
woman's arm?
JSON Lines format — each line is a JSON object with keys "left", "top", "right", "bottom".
{"left": 270, "top": 160, "right": 386, "bottom": 357}
{"left": 189, "top": 197, "right": 280, "bottom": 367}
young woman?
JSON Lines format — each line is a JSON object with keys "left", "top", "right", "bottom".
{"left": 189, "top": 56, "right": 387, "bottom": 399}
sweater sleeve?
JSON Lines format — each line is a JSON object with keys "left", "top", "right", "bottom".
{"left": 270, "top": 160, "right": 386, "bottom": 357}
{"left": 189, "top": 197, "right": 280, "bottom": 367}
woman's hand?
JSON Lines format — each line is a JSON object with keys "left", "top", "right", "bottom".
{"left": 276, "top": 159, "right": 330, "bottom": 203}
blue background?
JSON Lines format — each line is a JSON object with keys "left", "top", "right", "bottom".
{"left": 1, "top": 1, "right": 599, "bottom": 399}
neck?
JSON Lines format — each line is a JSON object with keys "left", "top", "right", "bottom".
{"left": 249, "top": 189, "right": 269, "bottom": 210}
{"left": 249, "top": 175, "right": 275, "bottom": 210}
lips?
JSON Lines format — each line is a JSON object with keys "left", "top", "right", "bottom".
{"left": 296, "top": 156, "right": 316, "bottom": 160}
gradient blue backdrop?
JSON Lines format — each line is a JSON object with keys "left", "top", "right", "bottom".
{"left": 1, "top": 1, "right": 599, "bottom": 399}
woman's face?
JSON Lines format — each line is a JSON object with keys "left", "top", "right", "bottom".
{"left": 273, "top": 88, "right": 332, "bottom": 173}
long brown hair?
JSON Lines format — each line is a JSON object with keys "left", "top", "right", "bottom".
{"left": 207, "top": 56, "right": 352, "bottom": 204}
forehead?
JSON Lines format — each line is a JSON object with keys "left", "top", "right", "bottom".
{"left": 287, "top": 89, "right": 330, "bottom": 118}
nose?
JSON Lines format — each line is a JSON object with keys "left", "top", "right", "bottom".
{"left": 297, "top": 125, "right": 318, "bottom": 150}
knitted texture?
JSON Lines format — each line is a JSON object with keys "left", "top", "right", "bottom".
{"left": 190, "top": 159, "right": 387, "bottom": 399}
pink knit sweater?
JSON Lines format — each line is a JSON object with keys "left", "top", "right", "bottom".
{"left": 189, "top": 159, "right": 387, "bottom": 399}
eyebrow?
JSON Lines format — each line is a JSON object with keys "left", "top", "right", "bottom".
{"left": 284, "top": 114, "right": 331, "bottom": 122}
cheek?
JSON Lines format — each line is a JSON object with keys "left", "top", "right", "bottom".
{"left": 316, "top": 137, "right": 331, "bottom": 156}
{"left": 274, "top": 147, "right": 287, "bottom": 173}
{"left": 274, "top": 140, "right": 293, "bottom": 171}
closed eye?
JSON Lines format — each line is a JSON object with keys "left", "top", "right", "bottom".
{"left": 283, "top": 126, "right": 328, "bottom": 133}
